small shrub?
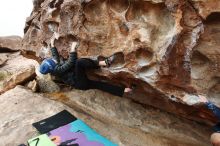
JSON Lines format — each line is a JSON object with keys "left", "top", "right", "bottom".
{"left": 0, "top": 72, "right": 7, "bottom": 81}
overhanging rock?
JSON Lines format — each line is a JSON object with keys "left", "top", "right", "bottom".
{"left": 22, "top": 0, "right": 220, "bottom": 124}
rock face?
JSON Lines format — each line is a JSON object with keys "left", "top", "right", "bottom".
{"left": 0, "top": 36, "right": 22, "bottom": 51}
{"left": 192, "top": 0, "right": 220, "bottom": 19}
{"left": 192, "top": 12, "right": 220, "bottom": 105}
{"left": 0, "top": 86, "right": 212, "bottom": 146}
{"left": 0, "top": 34, "right": 38, "bottom": 94}
{"left": 46, "top": 88, "right": 212, "bottom": 146}
{"left": 0, "top": 86, "right": 71, "bottom": 146}
{"left": 22, "top": 0, "right": 220, "bottom": 123}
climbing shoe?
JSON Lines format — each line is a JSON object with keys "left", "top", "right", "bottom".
{"left": 105, "top": 54, "right": 116, "bottom": 67}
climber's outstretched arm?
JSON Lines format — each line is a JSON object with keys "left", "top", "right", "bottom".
{"left": 53, "top": 42, "right": 78, "bottom": 74}
{"left": 50, "top": 47, "right": 60, "bottom": 63}
{"left": 50, "top": 32, "right": 60, "bottom": 63}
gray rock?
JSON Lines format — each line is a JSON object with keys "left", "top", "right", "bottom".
{"left": 37, "top": 78, "right": 60, "bottom": 93}
{"left": 0, "top": 86, "right": 73, "bottom": 146}
{"left": 26, "top": 79, "right": 38, "bottom": 92}
{"left": 0, "top": 53, "right": 38, "bottom": 93}
{"left": 0, "top": 86, "right": 212, "bottom": 146}
{"left": 45, "top": 89, "right": 212, "bottom": 146}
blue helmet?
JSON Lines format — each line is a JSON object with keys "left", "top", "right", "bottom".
{"left": 39, "top": 58, "right": 56, "bottom": 74}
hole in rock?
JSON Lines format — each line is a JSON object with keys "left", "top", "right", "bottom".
{"left": 41, "top": 41, "right": 48, "bottom": 47}
{"left": 51, "top": 8, "right": 60, "bottom": 19}
{"left": 109, "top": 0, "right": 129, "bottom": 13}
{"left": 110, "top": 52, "right": 125, "bottom": 68}
{"left": 139, "top": 65, "right": 157, "bottom": 78}
{"left": 21, "top": 50, "right": 41, "bottom": 63}
{"left": 191, "top": 51, "right": 210, "bottom": 80}
{"left": 46, "top": 21, "right": 59, "bottom": 33}
{"left": 134, "top": 38, "right": 141, "bottom": 43}
{"left": 52, "top": 8, "right": 61, "bottom": 18}
{"left": 170, "top": 95, "right": 176, "bottom": 99}
{"left": 30, "top": 28, "right": 39, "bottom": 37}
{"left": 49, "top": 0, "right": 56, "bottom": 8}
{"left": 125, "top": 1, "right": 164, "bottom": 22}
{"left": 24, "top": 25, "right": 30, "bottom": 34}
{"left": 49, "top": 0, "right": 64, "bottom": 8}
{"left": 66, "top": 34, "right": 79, "bottom": 42}
{"left": 119, "top": 23, "right": 129, "bottom": 35}
{"left": 54, "top": 0, "right": 64, "bottom": 8}
{"left": 136, "top": 48, "right": 153, "bottom": 66}
{"left": 35, "top": 25, "right": 41, "bottom": 30}
{"left": 125, "top": 1, "right": 144, "bottom": 21}
{"left": 84, "top": 0, "right": 106, "bottom": 20}
{"left": 0, "top": 47, "right": 18, "bottom": 53}
{"left": 37, "top": 15, "right": 41, "bottom": 21}
{"left": 205, "top": 12, "right": 220, "bottom": 24}
{"left": 191, "top": 51, "right": 210, "bottom": 66}
{"left": 59, "top": 4, "right": 79, "bottom": 34}
{"left": 26, "top": 18, "right": 33, "bottom": 26}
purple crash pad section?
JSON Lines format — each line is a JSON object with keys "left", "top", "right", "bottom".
{"left": 47, "top": 119, "right": 117, "bottom": 146}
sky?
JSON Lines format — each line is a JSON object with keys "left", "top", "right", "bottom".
{"left": 0, "top": 0, "right": 33, "bottom": 37}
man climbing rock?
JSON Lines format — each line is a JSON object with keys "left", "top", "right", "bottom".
{"left": 38, "top": 32, "right": 133, "bottom": 97}
{"left": 198, "top": 95, "right": 220, "bottom": 146}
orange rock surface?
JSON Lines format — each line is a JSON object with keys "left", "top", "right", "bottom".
{"left": 22, "top": 0, "right": 220, "bottom": 123}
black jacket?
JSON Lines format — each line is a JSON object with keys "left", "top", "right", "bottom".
{"left": 206, "top": 102, "right": 220, "bottom": 132}
{"left": 50, "top": 47, "right": 77, "bottom": 86}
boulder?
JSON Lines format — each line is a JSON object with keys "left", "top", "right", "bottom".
{"left": 26, "top": 79, "right": 38, "bottom": 92}
{"left": 0, "top": 86, "right": 91, "bottom": 146}
{"left": 0, "top": 52, "right": 38, "bottom": 94}
{"left": 37, "top": 78, "right": 60, "bottom": 93}
{"left": 0, "top": 36, "right": 22, "bottom": 51}
{"left": 30, "top": 69, "right": 61, "bottom": 93}
{"left": 0, "top": 86, "right": 212, "bottom": 146}
{"left": 22, "top": 0, "right": 220, "bottom": 123}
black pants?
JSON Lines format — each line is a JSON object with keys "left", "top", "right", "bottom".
{"left": 74, "top": 58, "right": 125, "bottom": 97}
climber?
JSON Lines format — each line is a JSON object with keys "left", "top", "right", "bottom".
{"left": 38, "top": 32, "right": 133, "bottom": 97}
{"left": 197, "top": 95, "right": 220, "bottom": 146}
